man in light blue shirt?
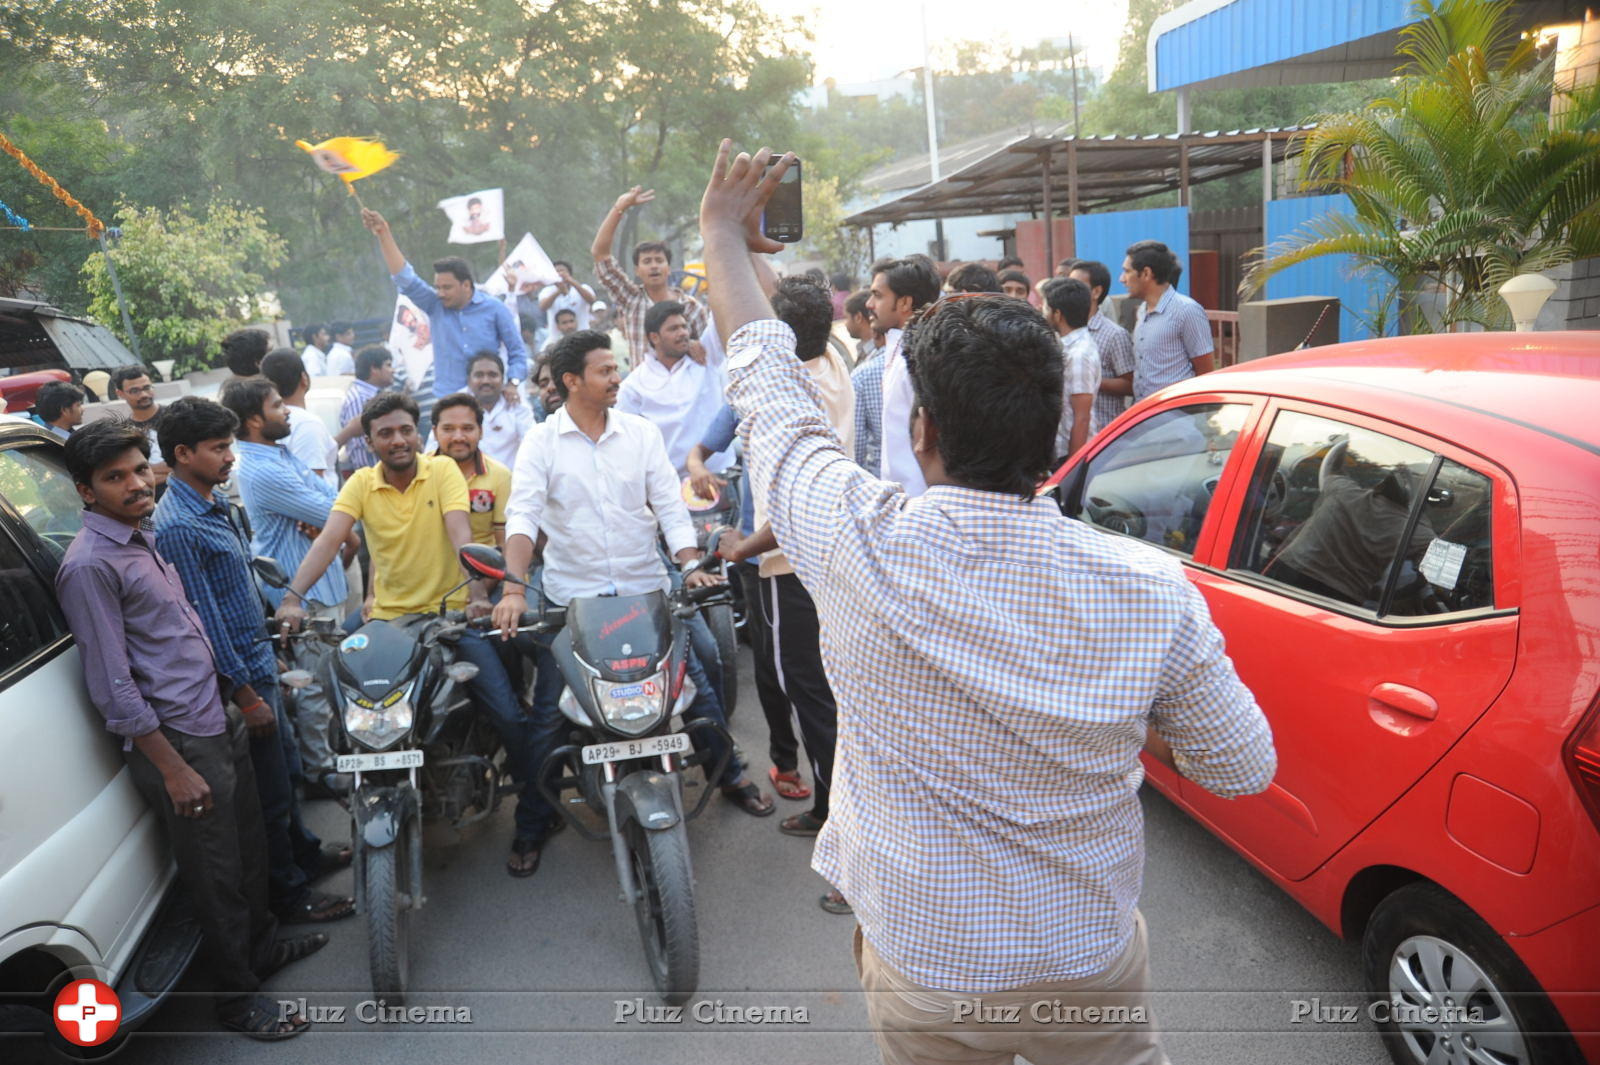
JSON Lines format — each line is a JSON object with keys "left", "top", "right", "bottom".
{"left": 360, "top": 208, "right": 528, "bottom": 396}
{"left": 222, "top": 376, "right": 355, "bottom": 795}
{"left": 1122, "top": 240, "right": 1214, "bottom": 400}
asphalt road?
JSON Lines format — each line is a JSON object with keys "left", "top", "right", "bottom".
{"left": 44, "top": 646, "right": 1388, "bottom": 1065}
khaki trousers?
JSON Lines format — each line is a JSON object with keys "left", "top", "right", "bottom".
{"left": 854, "top": 911, "right": 1171, "bottom": 1065}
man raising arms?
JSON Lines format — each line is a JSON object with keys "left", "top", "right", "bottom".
{"left": 591, "top": 186, "right": 709, "bottom": 358}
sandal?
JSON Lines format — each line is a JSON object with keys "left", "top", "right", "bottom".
{"left": 720, "top": 781, "right": 776, "bottom": 817}
{"left": 258, "top": 932, "right": 329, "bottom": 981}
{"left": 277, "top": 889, "right": 355, "bottom": 924}
{"left": 779, "top": 811, "right": 826, "bottom": 837}
{"left": 308, "top": 842, "right": 353, "bottom": 884}
{"left": 218, "top": 994, "right": 310, "bottom": 1040}
{"left": 768, "top": 766, "right": 811, "bottom": 801}
{"left": 819, "top": 890, "right": 853, "bottom": 916}
{"left": 507, "top": 837, "right": 542, "bottom": 878}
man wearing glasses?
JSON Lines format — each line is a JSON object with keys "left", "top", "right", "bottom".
{"left": 111, "top": 364, "right": 169, "bottom": 491}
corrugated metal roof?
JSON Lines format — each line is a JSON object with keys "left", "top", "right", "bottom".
{"left": 0, "top": 297, "right": 140, "bottom": 374}
{"left": 1148, "top": 0, "right": 1579, "bottom": 93}
{"left": 844, "top": 127, "right": 1309, "bottom": 227}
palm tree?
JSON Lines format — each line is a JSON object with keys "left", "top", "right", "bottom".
{"left": 1242, "top": 0, "right": 1600, "bottom": 333}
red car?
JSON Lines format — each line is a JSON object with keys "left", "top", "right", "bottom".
{"left": 1048, "top": 332, "right": 1599, "bottom": 1065}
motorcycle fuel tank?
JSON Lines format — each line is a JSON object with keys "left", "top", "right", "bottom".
{"left": 566, "top": 592, "right": 673, "bottom": 681}
{"left": 334, "top": 620, "right": 427, "bottom": 702}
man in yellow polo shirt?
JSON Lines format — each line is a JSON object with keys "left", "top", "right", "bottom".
{"left": 428, "top": 391, "right": 512, "bottom": 548}
{"left": 275, "top": 391, "right": 557, "bottom": 878}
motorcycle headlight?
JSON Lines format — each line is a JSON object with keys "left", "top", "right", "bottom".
{"left": 344, "top": 686, "right": 415, "bottom": 751}
{"left": 590, "top": 670, "right": 667, "bottom": 737}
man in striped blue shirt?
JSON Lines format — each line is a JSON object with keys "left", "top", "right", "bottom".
{"left": 1123, "top": 241, "right": 1215, "bottom": 401}
{"left": 703, "top": 144, "right": 1275, "bottom": 1065}
{"left": 154, "top": 397, "right": 353, "bottom": 925}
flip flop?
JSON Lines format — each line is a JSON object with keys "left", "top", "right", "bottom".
{"left": 779, "top": 811, "right": 826, "bottom": 837}
{"left": 277, "top": 889, "right": 355, "bottom": 924}
{"left": 308, "top": 842, "right": 352, "bottom": 884}
{"left": 768, "top": 766, "right": 811, "bottom": 801}
{"left": 507, "top": 837, "right": 542, "bottom": 878}
{"left": 218, "top": 995, "right": 310, "bottom": 1040}
{"left": 819, "top": 890, "right": 853, "bottom": 916}
{"left": 720, "top": 781, "right": 776, "bottom": 817}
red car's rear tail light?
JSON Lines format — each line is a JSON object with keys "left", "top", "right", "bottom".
{"left": 1564, "top": 691, "right": 1600, "bottom": 831}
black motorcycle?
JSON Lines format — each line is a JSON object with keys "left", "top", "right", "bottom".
{"left": 459, "top": 543, "right": 734, "bottom": 1004}
{"left": 254, "top": 556, "right": 522, "bottom": 1001}
{"left": 682, "top": 463, "right": 745, "bottom": 710}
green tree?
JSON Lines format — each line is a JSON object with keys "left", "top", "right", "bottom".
{"left": 792, "top": 172, "right": 870, "bottom": 277}
{"left": 1243, "top": 0, "right": 1600, "bottom": 332}
{"left": 82, "top": 201, "right": 287, "bottom": 374}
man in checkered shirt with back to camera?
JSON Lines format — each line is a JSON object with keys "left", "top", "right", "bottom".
{"left": 701, "top": 141, "right": 1277, "bottom": 1065}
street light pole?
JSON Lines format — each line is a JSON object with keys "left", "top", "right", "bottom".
{"left": 921, "top": 2, "right": 945, "bottom": 262}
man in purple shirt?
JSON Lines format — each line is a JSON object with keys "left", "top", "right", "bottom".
{"left": 55, "top": 419, "right": 322, "bottom": 1039}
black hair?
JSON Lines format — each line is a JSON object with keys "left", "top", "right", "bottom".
{"left": 222, "top": 328, "right": 272, "bottom": 376}
{"left": 553, "top": 308, "right": 577, "bottom": 322}
{"left": 998, "top": 269, "right": 1032, "bottom": 291}
{"left": 218, "top": 376, "right": 278, "bottom": 429}
{"left": 548, "top": 330, "right": 611, "bottom": 399}
{"left": 873, "top": 255, "right": 941, "bottom": 310}
{"left": 1040, "top": 277, "right": 1092, "bottom": 330}
{"left": 844, "top": 290, "right": 870, "bottom": 318}
{"left": 35, "top": 381, "right": 84, "bottom": 423}
{"left": 64, "top": 417, "right": 149, "bottom": 488}
{"left": 466, "top": 351, "right": 503, "bottom": 377}
{"left": 644, "top": 300, "right": 686, "bottom": 341}
{"left": 431, "top": 391, "right": 483, "bottom": 428}
{"left": 632, "top": 241, "right": 672, "bottom": 267}
{"left": 771, "top": 275, "right": 834, "bottom": 360}
{"left": 329, "top": 320, "right": 353, "bottom": 337}
{"left": 298, "top": 322, "right": 324, "bottom": 344}
{"left": 355, "top": 344, "right": 392, "bottom": 381}
{"left": 945, "top": 262, "right": 1002, "bottom": 294}
{"left": 997, "top": 256, "right": 1025, "bottom": 272}
{"left": 259, "top": 349, "right": 306, "bottom": 402}
{"left": 1065, "top": 259, "right": 1112, "bottom": 303}
{"left": 467, "top": 196, "right": 482, "bottom": 208}
{"left": 552, "top": 259, "right": 572, "bottom": 272}
{"left": 156, "top": 395, "right": 240, "bottom": 467}
{"left": 1125, "top": 240, "right": 1179, "bottom": 285}
{"left": 432, "top": 256, "right": 475, "bottom": 286}
{"left": 902, "top": 295, "right": 1062, "bottom": 499}
{"left": 109, "top": 365, "right": 150, "bottom": 393}
{"left": 532, "top": 350, "right": 554, "bottom": 379}
{"left": 829, "top": 271, "right": 852, "bottom": 291}
{"left": 361, "top": 391, "right": 420, "bottom": 436}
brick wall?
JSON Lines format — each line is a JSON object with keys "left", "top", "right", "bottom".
{"left": 1536, "top": 257, "right": 1600, "bottom": 331}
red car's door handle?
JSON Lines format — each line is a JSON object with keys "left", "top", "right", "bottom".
{"left": 1368, "top": 683, "right": 1439, "bottom": 734}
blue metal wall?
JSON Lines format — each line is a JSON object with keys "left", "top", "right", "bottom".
{"left": 1154, "top": 0, "right": 1413, "bottom": 92}
{"left": 1264, "top": 194, "right": 1393, "bottom": 341}
{"left": 1075, "top": 206, "right": 1191, "bottom": 298}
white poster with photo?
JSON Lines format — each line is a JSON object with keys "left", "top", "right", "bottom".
{"left": 388, "top": 294, "right": 434, "bottom": 388}
{"left": 437, "top": 187, "right": 505, "bottom": 244}
{"left": 481, "top": 232, "right": 561, "bottom": 301}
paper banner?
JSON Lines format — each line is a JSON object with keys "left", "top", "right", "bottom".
{"left": 388, "top": 294, "right": 434, "bottom": 388}
{"left": 438, "top": 187, "right": 504, "bottom": 245}
{"left": 480, "top": 232, "right": 561, "bottom": 298}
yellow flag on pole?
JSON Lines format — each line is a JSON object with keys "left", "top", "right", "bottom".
{"left": 294, "top": 136, "right": 399, "bottom": 184}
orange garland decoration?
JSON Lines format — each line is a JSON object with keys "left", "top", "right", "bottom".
{"left": 0, "top": 129, "right": 106, "bottom": 238}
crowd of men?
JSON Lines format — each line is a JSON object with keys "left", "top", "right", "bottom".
{"left": 45, "top": 141, "right": 1251, "bottom": 1059}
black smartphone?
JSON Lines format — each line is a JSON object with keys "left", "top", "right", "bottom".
{"left": 761, "top": 157, "right": 803, "bottom": 244}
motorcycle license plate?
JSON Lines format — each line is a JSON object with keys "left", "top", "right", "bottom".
{"left": 581, "top": 733, "right": 691, "bottom": 766}
{"left": 336, "top": 750, "right": 425, "bottom": 773}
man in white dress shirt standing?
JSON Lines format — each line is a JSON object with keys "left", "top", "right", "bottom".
{"left": 616, "top": 300, "right": 730, "bottom": 478}
{"left": 491, "top": 329, "right": 773, "bottom": 817}
{"left": 537, "top": 260, "right": 595, "bottom": 332}
{"left": 868, "top": 256, "right": 941, "bottom": 496}
{"left": 299, "top": 323, "right": 329, "bottom": 376}
{"left": 464, "top": 351, "right": 533, "bottom": 469}
{"left": 323, "top": 322, "right": 357, "bottom": 376}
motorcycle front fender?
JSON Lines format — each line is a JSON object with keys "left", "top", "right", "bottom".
{"left": 352, "top": 784, "right": 418, "bottom": 849}
{"left": 612, "top": 770, "right": 681, "bottom": 832}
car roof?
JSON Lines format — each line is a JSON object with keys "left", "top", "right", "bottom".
{"left": 1176, "top": 332, "right": 1600, "bottom": 454}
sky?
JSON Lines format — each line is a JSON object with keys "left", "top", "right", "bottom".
{"left": 763, "top": 0, "right": 1131, "bottom": 87}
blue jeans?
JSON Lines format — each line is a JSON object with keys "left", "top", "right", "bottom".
{"left": 451, "top": 630, "right": 558, "bottom": 841}
{"left": 255, "top": 683, "right": 324, "bottom": 912}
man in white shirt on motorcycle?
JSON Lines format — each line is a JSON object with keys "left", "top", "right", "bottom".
{"left": 492, "top": 329, "right": 773, "bottom": 817}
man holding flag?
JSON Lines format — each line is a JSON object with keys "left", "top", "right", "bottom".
{"left": 360, "top": 208, "right": 528, "bottom": 396}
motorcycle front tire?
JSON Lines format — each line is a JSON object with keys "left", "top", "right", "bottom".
{"left": 362, "top": 821, "right": 415, "bottom": 1001}
{"left": 627, "top": 821, "right": 699, "bottom": 1005}
{"left": 705, "top": 602, "right": 738, "bottom": 720}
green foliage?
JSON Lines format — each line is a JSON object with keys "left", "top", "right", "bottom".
{"left": 1244, "top": 0, "right": 1600, "bottom": 331}
{"left": 81, "top": 201, "right": 287, "bottom": 375}
{"left": 792, "top": 173, "right": 869, "bottom": 277}
{"left": 5, "top": 0, "right": 811, "bottom": 324}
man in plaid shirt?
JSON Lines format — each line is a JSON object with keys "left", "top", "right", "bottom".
{"left": 702, "top": 143, "right": 1275, "bottom": 1065}
{"left": 591, "top": 185, "right": 709, "bottom": 359}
